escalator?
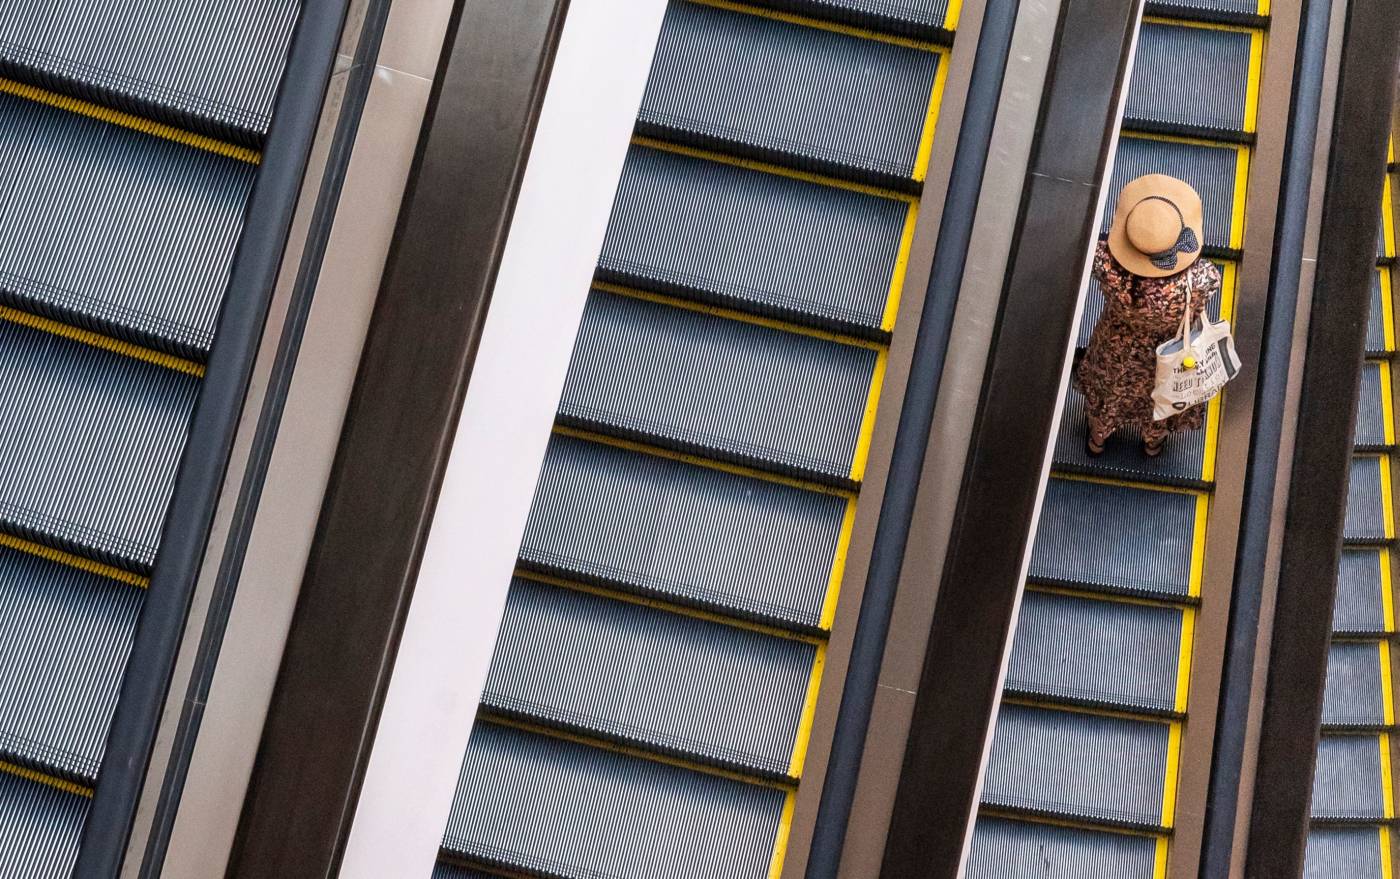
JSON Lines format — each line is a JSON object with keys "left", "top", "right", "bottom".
{"left": 969, "top": 5, "right": 1266, "bottom": 876}
{"left": 0, "top": 4, "right": 299, "bottom": 873}
{"left": 1302, "top": 139, "right": 1400, "bottom": 879}
{"left": 432, "top": 1, "right": 957, "bottom": 875}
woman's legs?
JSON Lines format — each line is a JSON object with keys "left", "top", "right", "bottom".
{"left": 1086, "top": 416, "right": 1113, "bottom": 455}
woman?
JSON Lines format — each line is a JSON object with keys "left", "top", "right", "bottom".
{"left": 1077, "top": 173, "right": 1222, "bottom": 457}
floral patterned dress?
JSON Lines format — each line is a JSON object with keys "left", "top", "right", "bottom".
{"left": 1075, "top": 240, "right": 1222, "bottom": 446}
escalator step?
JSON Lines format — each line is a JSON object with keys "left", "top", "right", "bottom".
{"left": 1311, "top": 734, "right": 1387, "bottom": 822}
{"left": 482, "top": 577, "right": 815, "bottom": 777}
{"left": 433, "top": 865, "right": 495, "bottom": 879}
{"left": 0, "top": 92, "right": 254, "bottom": 359}
{"left": 1343, "top": 456, "right": 1390, "bottom": 545}
{"left": 749, "top": 0, "right": 954, "bottom": 38}
{"left": 1304, "top": 828, "right": 1386, "bottom": 879}
{"left": 968, "top": 817, "right": 1158, "bottom": 879}
{"left": 599, "top": 145, "right": 909, "bottom": 335}
{"left": 1354, "top": 362, "right": 1389, "bottom": 450}
{"left": 1076, "top": 261, "right": 1225, "bottom": 350}
{"left": 0, "top": 0, "right": 299, "bottom": 146}
{"left": 559, "top": 290, "right": 877, "bottom": 484}
{"left": 1366, "top": 270, "right": 1391, "bottom": 356}
{"left": 0, "top": 547, "right": 138, "bottom": 785}
{"left": 1005, "top": 590, "right": 1182, "bottom": 715}
{"left": 1126, "top": 22, "right": 1254, "bottom": 140}
{"left": 981, "top": 704, "right": 1171, "bottom": 829}
{"left": 1029, "top": 478, "right": 1199, "bottom": 600}
{"left": 520, "top": 434, "right": 846, "bottom": 630}
{"left": 1333, "top": 550, "right": 1388, "bottom": 636}
{"left": 443, "top": 722, "right": 785, "bottom": 879}
{"left": 639, "top": 1, "right": 940, "bottom": 187}
{"left": 1145, "top": 0, "right": 1264, "bottom": 26}
{"left": 0, "top": 319, "right": 198, "bottom": 572}
{"left": 1321, "top": 642, "right": 1387, "bottom": 729}
{"left": 1104, "top": 136, "right": 1242, "bottom": 256}
{"left": 0, "top": 770, "right": 86, "bottom": 879}
{"left": 1053, "top": 386, "right": 1208, "bottom": 487}
{"left": 1378, "top": 204, "right": 1393, "bottom": 264}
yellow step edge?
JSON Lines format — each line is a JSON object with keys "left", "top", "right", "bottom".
{"left": 1025, "top": 582, "right": 1197, "bottom": 611}
{"left": 1382, "top": 825, "right": 1394, "bottom": 879}
{"left": 767, "top": 789, "right": 798, "bottom": 879}
{"left": 1155, "top": 835, "right": 1170, "bottom": 878}
{"left": 0, "top": 531, "right": 147, "bottom": 589}
{"left": 849, "top": 348, "right": 888, "bottom": 483}
{"left": 1381, "top": 361, "right": 1396, "bottom": 447}
{"left": 1383, "top": 550, "right": 1396, "bottom": 634}
{"left": 0, "top": 77, "right": 258, "bottom": 165}
{"left": 1382, "top": 268, "right": 1396, "bottom": 353}
{"left": 685, "top": 0, "right": 943, "bottom": 51}
{"left": 1175, "top": 607, "right": 1196, "bottom": 715}
{"left": 1243, "top": 29, "right": 1265, "bottom": 135}
{"left": 1383, "top": 732, "right": 1396, "bottom": 819}
{"left": 819, "top": 498, "right": 859, "bottom": 630}
{"left": 977, "top": 807, "right": 1170, "bottom": 841}
{"left": 1051, "top": 471, "right": 1207, "bottom": 497}
{"left": 1142, "top": 15, "right": 1266, "bottom": 35}
{"left": 1162, "top": 719, "right": 1183, "bottom": 828}
{"left": 912, "top": 47, "right": 952, "bottom": 183}
{"left": 881, "top": 200, "right": 922, "bottom": 333}
{"left": 1001, "top": 695, "right": 1181, "bottom": 727}
{"left": 1381, "top": 640, "right": 1395, "bottom": 727}
{"left": 0, "top": 760, "right": 93, "bottom": 799}
{"left": 787, "top": 642, "right": 827, "bottom": 778}
{"left": 0, "top": 305, "right": 204, "bottom": 377}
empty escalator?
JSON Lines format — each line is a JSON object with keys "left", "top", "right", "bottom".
{"left": 1302, "top": 139, "right": 1400, "bottom": 879}
{"left": 968, "top": 5, "right": 1266, "bottom": 876}
{"left": 0, "top": 4, "right": 299, "bottom": 874}
{"left": 432, "top": 1, "right": 957, "bottom": 876}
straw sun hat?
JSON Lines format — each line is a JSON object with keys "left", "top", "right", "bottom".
{"left": 1108, "top": 173, "right": 1205, "bottom": 278}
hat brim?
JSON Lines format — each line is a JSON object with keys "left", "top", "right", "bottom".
{"left": 1107, "top": 173, "right": 1205, "bottom": 278}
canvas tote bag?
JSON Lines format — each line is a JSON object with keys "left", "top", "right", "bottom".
{"left": 1152, "top": 290, "right": 1241, "bottom": 421}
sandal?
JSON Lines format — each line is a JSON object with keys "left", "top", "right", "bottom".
{"left": 1087, "top": 436, "right": 1106, "bottom": 457}
{"left": 1143, "top": 439, "right": 1165, "bottom": 458}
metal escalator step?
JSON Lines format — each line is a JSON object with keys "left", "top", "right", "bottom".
{"left": 1343, "top": 456, "right": 1390, "bottom": 545}
{"left": 1333, "top": 550, "right": 1389, "bottom": 636}
{"left": 981, "top": 704, "right": 1171, "bottom": 830}
{"left": 1005, "top": 591, "right": 1182, "bottom": 715}
{"left": 482, "top": 577, "right": 814, "bottom": 777}
{"left": 520, "top": 434, "right": 846, "bottom": 630}
{"left": 0, "top": 319, "right": 198, "bottom": 572}
{"left": 0, "top": 547, "right": 138, "bottom": 785}
{"left": 1144, "top": 0, "right": 1265, "bottom": 27}
{"left": 1053, "top": 386, "right": 1208, "bottom": 487}
{"left": 1076, "top": 261, "right": 1225, "bottom": 350}
{"left": 1366, "top": 270, "right": 1391, "bottom": 356}
{"left": 1304, "top": 828, "right": 1386, "bottom": 879}
{"left": 0, "top": 0, "right": 299, "bottom": 146}
{"left": 1126, "top": 22, "right": 1254, "bottom": 141}
{"left": 749, "top": 0, "right": 953, "bottom": 38}
{"left": 433, "top": 864, "right": 495, "bottom": 879}
{"left": 639, "top": 1, "right": 940, "bottom": 187}
{"left": 598, "top": 145, "right": 909, "bottom": 335}
{"left": 968, "top": 817, "right": 1158, "bottom": 879}
{"left": 0, "top": 770, "right": 87, "bottom": 879}
{"left": 1355, "top": 363, "right": 1389, "bottom": 450}
{"left": 1029, "top": 478, "right": 1199, "bottom": 600}
{"left": 443, "top": 722, "right": 786, "bottom": 879}
{"left": 559, "top": 290, "right": 877, "bottom": 484}
{"left": 1311, "top": 734, "right": 1387, "bottom": 822}
{"left": 0, "top": 92, "right": 254, "bottom": 360}
{"left": 1104, "top": 136, "right": 1242, "bottom": 256}
{"left": 1321, "top": 642, "right": 1388, "bottom": 729}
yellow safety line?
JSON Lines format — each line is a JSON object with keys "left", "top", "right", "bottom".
{"left": 1174, "top": 608, "right": 1196, "bottom": 714}
{"left": 1230, "top": 147, "right": 1252, "bottom": 252}
{"left": 1383, "top": 268, "right": 1396, "bottom": 352}
{"left": 631, "top": 135, "right": 916, "bottom": 204}
{"left": 1381, "top": 640, "right": 1395, "bottom": 726}
{"left": 977, "top": 808, "right": 1167, "bottom": 839}
{"left": 685, "top": 0, "right": 942, "bottom": 51}
{"left": 1383, "top": 175, "right": 1398, "bottom": 260}
{"left": 882, "top": 201, "right": 922, "bottom": 332}
{"left": 0, "top": 760, "right": 92, "bottom": 798}
{"left": 1258, "top": 0, "right": 1270, "bottom": 17}
{"left": 1052, "top": 471, "right": 1205, "bottom": 497}
{"left": 788, "top": 643, "right": 827, "bottom": 777}
{"left": 1243, "top": 30, "right": 1265, "bottom": 134}
{"left": 912, "top": 48, "right": 953, "bottom": 183}
{"left": 1383, "top": 825, "right": 1395, "bottom": 879}
{"left": 849, "top": 349, "right": 889, "bottom": 483}
{"left": 1026, "top": 582, "right": 1195, "bottom": 611}
{"left": 1162, "top": 721, "right": 1183, "bottom": 828}
{"left": 819, "top": 498, "right": 859, "bottom": 630}
{"left": 0, "top": 305, "right": 204, "bottom": 377}
{"left": 1382, "top": 732, "right": 1395, "bottom": 819}
{"left": 1122, "top": 129, "right": 1246, "bottom": 151}
{"left": 480, "top": 713, "right": 796, "bottom": 791}
{"left": 1219, "top": 260, "right": 1239, "bottom": 321}
{"left": 1382, "top": 362, "right": 1396, "bottom": 447}
{"left": 1382, "top": 550, "right": 1396, "bottom": 633}
{"left": 943, "top": 0, "right": 963, "bottom": 31}
{"left": 1154, "top": 836, "right": 1170, "bottom": 879}
{"left": 0, "top": 532, "right": 147, "bottom": 589}
{"left": 592, "top": 281, "right": 884, "bottom": 350}
{"left": 517, "top": 568, "right": 824, "bottom": 646}
{"left": 0, "top": 77, "right": 258, "bottom": 165}
{"left": 1382, "top": 455, "right": 1396, "bottom": 540}
{"left": 1189, "top": 494, "right": 1210, "bottom": 599}
{"left": 1142, "top": 15, "right": 1264, "bottom": 35}
{"left": 552, "top": 425, "right": 856, "bottom": 500}
{"left": 1001, "top": 696, "right": 1177, "bottom": 726}
{"left": 767, "top": 790, "right": 798, "bottom": 879}
{"left": 1201, "top": 396, "right": 1222, "bottom": 484}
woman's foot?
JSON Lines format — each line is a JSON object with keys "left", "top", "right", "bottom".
{"left": 1143, "top": 438, "right": 1165, "bottom": 458}
{"left": 1087, "top": 436, "right": 1106, "bottom": 457}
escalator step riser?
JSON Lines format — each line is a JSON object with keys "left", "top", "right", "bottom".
{"left": 520, "top": 435, "right": 845, "bottom": 630}
{"left": 639, "top": 1, "right": 939, "bottom": 186}
{"left": 1053, "top": 386, "right": 1209, "bottom": 486}
{"left": 969, "top": 818, "right": 1158, "bottom": 879}
{"left": 0, "top": 319, "right": 198, "bottom": 571}
{"left": 1333, "top": 550, "right": 1389, "bottom": 636}
{"left": 0, "top": 0, "right": 300, "bottom": 145}
{"left": 433, "top": 865, "right": 497, "bottom": 879}
{"left": 0, "top": 93, "right": 253, "bottom": 359}
{"left": 1127, "top": 23, "right": 1253, "bottom": 139}
{"left": 1311, "top": 734, "right": 1388, "bottom": 822}
{"left": 483, "top": 577, "right": 813, "bottom": 776}
{"left": 444, "top": 723, "right": 784, "bottom": 879}
{"left": 1304, "top": 828, "right": 1387, "bottom": 879}
{"left": 0, "top": 547, "right": 138, "bottom": 785}
{"left": 0, "top": 770, "right": 87, "bottom": 879}
{"left": 1321, "top": 642, "right": 1388, "bottom": 729}
{"left": 560, "top": 290, "right": 876, "bottom": 482}
{"left": 981, "top": 704, "right": 1171, "bottom": 829}
{"left": 749, "top": 0, "right": 953, "bottom": 38}
{"left": 599, "top": 145, "right": 907, "bottom": 334}
{"left": 1104, "top": 136, "right": 1241, "bottom": 255}
{"left": 1145, "top": 0, "right": 1264, "bottom": 24}
{"left": 1006, "top": 591, "right": 1181, "bottom": 714}
{"left": 1343, "top": 457, "right": 1390, "bottom": 545}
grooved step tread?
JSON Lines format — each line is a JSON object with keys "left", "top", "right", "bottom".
{"left": 1366, "top": 270, "right": 1392, "bottom": 355}
{"left": 1311, "top": 734, "right": 1388, "bottom": 823}
{"left": 0, "top": 769, "right": 87, "bottom": 879}
{"left": 1053, "top": 387, "right": 1209, "bottom": 487}
{"left": 1343, "top": 456, "right": 1390, "bottom": 545}
{"left": 1333, "top": 550, "right": 1389, "bottom": 637}
{"left": 1126, "top": 22, "right": 1254, "bottom": 141}
{"left": 969, "top": 817, "right": 1159, "bottom": 879}
{"left": 1354, "top": 362, "right": 1389, "bottom": 450}
{"left": 1321, "top": 642, "right": 1389, "bottom": 730}
{"left": 1305, "top": 827, "right": 1387, "bottom": 879}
